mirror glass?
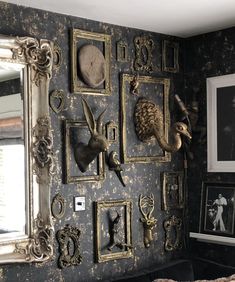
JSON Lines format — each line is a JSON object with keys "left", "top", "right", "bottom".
{"left": 0, "top": 62, "right": 26, "bottom": 240}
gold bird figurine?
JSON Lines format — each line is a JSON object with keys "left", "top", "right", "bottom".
{"left": 108, "top": 151, "right": 126, "bottom": 187}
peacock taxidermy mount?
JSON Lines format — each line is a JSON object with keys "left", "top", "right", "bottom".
{"left": 134, "top": 97, "right": 192, "bottom": 153}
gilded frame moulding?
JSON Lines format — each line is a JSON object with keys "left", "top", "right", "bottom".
{"left": 64, "top": 120, "right": 105, "bottom": 184}
{"left": 94, "top": 199, "right": 133, "bottom": 263}
{"left": 57, "top": 224, "right": 82, "bottom": 268}
{"left": 120, "top": 73, "right": 171, "bottom": 163}
{"left": 0, "top": 35, "right": 54, "bottom": 263}
{"left": 51, "top": 193, "right": 66, "bottom": 219}
{"left": 164, "top": 215, "right": 182, "bottom": 251}
{"left": 117, "top": 40, "right": 128, "bottom": 62}
{"left": 134, "top": 36, "right": 154, "bottom": 73}
{"left": 162, "top": 40, "right": 179, "bottom": 73}
{"left": 105, "top": 121, "right": 118, "bottom": 144}
{"left": 71, "top": 28, "right": 111, "bottom": 96}
{"left": 161, "top": 171, "right": 184, "bottom": 211}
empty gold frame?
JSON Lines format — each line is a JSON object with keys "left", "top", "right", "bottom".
{"left": 162, "top": 171, "right": 184, "bottom": 210}
{"left": 164, "top": 215, "right": 182, "bottom": 251}
{"left": 117, "top": 40, "right": 128, "bottom": 62}
{"left": 162, "top": 40, "right": 179, "bottom": 73}
{"left": 134, "top": 36, "right": 154, "bottom": 73}
{"left": 120, "top": 73, "right": 171, "bottom": 163}
{"left": 64, "top": 120, "right": 105, "bottom": 183}
{"left": 0, "top": 35, "right": 54, "bottom": 263}
{"left": 106, "top": 121, "right": 118, "bottom": 144}
{"left": 95, "top": 199, "right": 133, "bottom": 263}
{"left": 71, "top": 28, "right": 111, "bottom": 95}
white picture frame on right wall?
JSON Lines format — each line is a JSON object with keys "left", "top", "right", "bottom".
{"left": 207, "top": 73, "right": 235, "bottom": 172}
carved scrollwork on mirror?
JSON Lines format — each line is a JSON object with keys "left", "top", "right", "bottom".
{"left": 0, "top": 35, "right": 54, "bottom": 263}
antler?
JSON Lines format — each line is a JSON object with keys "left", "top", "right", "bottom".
{"left": 139, "top": 193, "right": 157, "bottom": 248}
{"left": 139, "top": 194, "right": 155, "bottom": 220}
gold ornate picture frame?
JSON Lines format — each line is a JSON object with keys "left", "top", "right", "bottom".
{"left": 94, "top": 199, "right": 133, "bottom": 263}
{"left": 162, "top": 40, "right": 179, "bottom": 73}
{"left": 162, "top": 171, "right": 184, "bottom": 210}
{"left": 164, "top": 215, "right": 182, "bottom": 251}
{"left": 120, "top": 73, "right": 171, "bottom": 163}
{"left": 71, "top": 28, "right": 111, "bottom": 95}
{"left": 134, "top": 36, "right": 154, "bottom": 72}
{"left": 57, "top": 224, "right": 82, "bottom": 268}
{"left": 64, "top": 120, "right": 105, "bottom": 183}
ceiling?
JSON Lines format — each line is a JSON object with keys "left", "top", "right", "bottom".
{"left": 3, "top": 0, "right": 235, "bottom": 37}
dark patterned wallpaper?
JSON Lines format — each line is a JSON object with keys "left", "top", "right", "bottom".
{"left": 0, "top": 1, "right": 187, "bottom": 281}
{"left": 184, "top": 27, "right": 235, "bottom": 266}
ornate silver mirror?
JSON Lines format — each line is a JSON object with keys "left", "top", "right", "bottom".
{"left": 0, "top": 35, "right": 54, "bottom": 263}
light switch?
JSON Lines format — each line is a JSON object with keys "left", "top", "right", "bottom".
{"left": 74, "top": 196, "right": 85, "bottom": 212}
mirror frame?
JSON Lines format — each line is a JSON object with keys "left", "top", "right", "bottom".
{"left": 0, "top": 35, "right": 54, "bottom": 263}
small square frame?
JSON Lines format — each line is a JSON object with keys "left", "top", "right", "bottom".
{"left": 200, "top": 182, "right": 235, "bottom": 237}
{"left": 162, "top": 40, "right": 179, "bottom": 73}
{"left": 161, "top": 171, "right": 184, "bottom": 210}
{"left": 94, "top": 199, "right": 133, "bottom": 263}
{"left": 71, "top": 28, "right": 111, "bottom": 95}
{"left": 105, "top": 121, "right": 118, "bottom": 144}
{"left": 120, "top": 73, "right": 171, "bottom": 164}
{"left": 117, "top": 40, "right": 128, "bottom": 62}
{"left": 64, "top": 120, "right": 105, "bottom": 184}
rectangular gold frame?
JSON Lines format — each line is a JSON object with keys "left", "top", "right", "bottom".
{"left": 95, "top": 199, "right": 133, "bottom": 263}
{"left": 64, "top": 120, "right": 105, "bottom": 183}
{"left": 161, "top": 171, "right": 184, "bottom": 210}
{"left": 71, "top": 28, "right": 111, "bottom": 95}
{"left": 120, "top": 73, "right": 171, "bottom": 163}
{"left": 162, "top": 40, "right": 179, "bottom": 73}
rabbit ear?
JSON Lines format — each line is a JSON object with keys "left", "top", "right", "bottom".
{"left": 81, "top": 98, "right": 97, "bottom": 134}
{"left": 97, "top": 108, "right": 106, "bottom": 132}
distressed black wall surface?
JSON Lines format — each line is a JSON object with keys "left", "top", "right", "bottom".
{"left": 0, "top": 1, "right": 187, "bottom": 281}
{"left": 184, "top": 27, "right": 235, "bottom": 266}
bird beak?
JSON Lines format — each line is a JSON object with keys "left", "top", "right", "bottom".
{"left": 184, "top": 130, "right": 192, "bottom": 139}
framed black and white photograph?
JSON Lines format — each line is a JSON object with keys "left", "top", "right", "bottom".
{"left": 207, "top": 73, "right": 235, "bottom": 172}
{"left": 200, "top": 182, "right": 235, "bottom": 237}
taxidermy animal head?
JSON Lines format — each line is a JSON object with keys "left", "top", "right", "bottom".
{"left": 74, "top": 98, "right": 109, "bottom": 173}
{"left": 134, "top": 98, "right": 191, "bottom": 153}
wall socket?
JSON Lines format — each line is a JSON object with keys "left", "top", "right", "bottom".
{"left": 74, "top": 196, "right": 85, "bottom": 212}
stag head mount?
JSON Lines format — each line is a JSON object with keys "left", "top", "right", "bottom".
{"left": 139, "top": 193, "right": 157, "bottom": 248}
{"left": 134, "top": 97, "right": 192, "bottom": 153}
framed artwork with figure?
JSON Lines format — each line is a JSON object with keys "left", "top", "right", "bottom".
{"left": 207, "top": 73, "right": 235, "bottom": 172}
{"left": 200, "top": 182, "right": 235, "bottom": 237}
